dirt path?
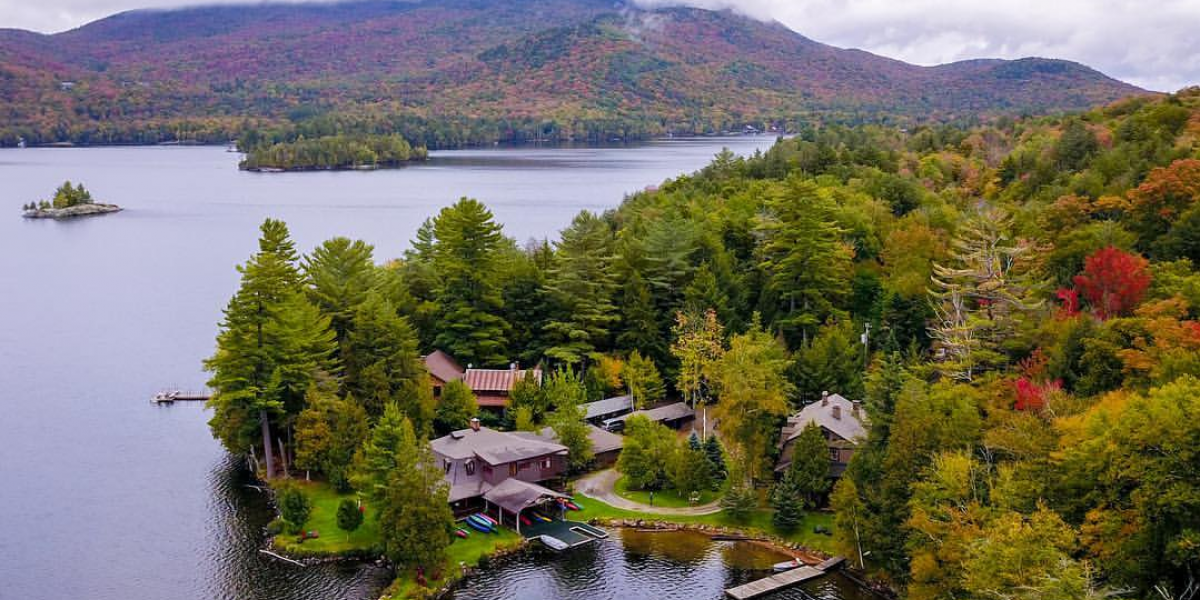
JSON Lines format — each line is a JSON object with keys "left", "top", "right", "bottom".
{"left": 575, "top": 468, "right": 723, "bottom": 516}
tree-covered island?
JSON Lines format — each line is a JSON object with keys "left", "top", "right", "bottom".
{"left": 22, "top": 181, "right": 121, "bottom": 218}
{"left": 238, "top": 133, "right": 428, "bottom": 172}
{"left": 205, "top": 89, "right": 1200, "bottom": 599}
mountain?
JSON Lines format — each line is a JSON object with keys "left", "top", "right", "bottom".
{"left": 0, "top": 0, "right": 1149, "bottom": 146}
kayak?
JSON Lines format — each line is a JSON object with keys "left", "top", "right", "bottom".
{"left": 564, "top": 501, "right": 580, "bottom": 511}
{"left": 465, "top": 518, "right": 493, "bottom": 533}
{"left": 475, "top": 513, "right": 499, "bottom": 526}
{"left": 467, "top": 514, "right": 496, "bottom": 532}
{"left": 519, "top": 514, "right": 532, "bottom": 526}
{"left": 532, "top": 512, "right": 551, "bottom": 522}
{"left": 455, "top": 528, "right": 470, "bottom": 539}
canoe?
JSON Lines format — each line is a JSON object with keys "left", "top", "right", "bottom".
{"left": 455, "top": 529, "right": 469, "bottom": 539}
{"left": 467, "top": 514, "right": 496, "bottom": 532}
{"left": 476, "top": 513, "right": 499, "bottom": 526}
{"left": 465, "top": 518, "right": 493, "bottom": 533}
{"left": 773, "top": 559, "right": 800, "bottom": 572}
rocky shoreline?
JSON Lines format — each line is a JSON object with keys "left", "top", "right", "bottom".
{"left": 23, "top": 203, "right": 122, "bottom": 219}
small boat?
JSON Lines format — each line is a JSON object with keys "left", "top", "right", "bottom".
{"left": 467, "top": 515, "right": 496, "bottom": 532}
{"left": 569, "top": 500, "right": 583, "bottom": 510}
{"left": 465, "top": 518, "right": 493, "bottom": 533}
{"left": 773, "top": 559, "right": 801, "bottom": 572}
{"left": 455, "top": 528, "right": 470, "bottom": 539}
{"left": 563, "top": 501, "right": 580, "bottom": 511}
{"left": 532, "top": 512, "right": 551, "bottom": 522}
{"left": 519, "top": 514, "right": 532, "bottom": 526}
{"left": 475, "top": 513, "right": 498, "bottom": 526}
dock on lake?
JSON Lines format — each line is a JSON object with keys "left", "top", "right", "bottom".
{"left": 152, "top": 390, "right": 211, "bottom": 403}
{"left": 724, "top": 556, "right": 846, "bottom": 600}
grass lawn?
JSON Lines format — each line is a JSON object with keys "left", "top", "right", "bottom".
{"left": 613, "top": 475, "right": 725, "bottom": 508}
{"left": 384, "top": 527, "right": 523, "bottom": 600}
{"left": 273, "top": 480, "right": 381, "bottom": 556}
{"left": 572, "top": 493, "right": 837, "bottom": 554}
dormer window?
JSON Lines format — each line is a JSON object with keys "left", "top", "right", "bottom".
{"left": 443, "top": 459, "right": 452, "bottom": 473}
{"left": 465, "top": 460, "right": 476, "bottom": 476}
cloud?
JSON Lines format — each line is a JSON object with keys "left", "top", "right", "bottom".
{"left": 1, "top": 0, "right": 1196, "bottom": 91}
{"left": 630, "top": 0, "right": 1200, "bottom": 91}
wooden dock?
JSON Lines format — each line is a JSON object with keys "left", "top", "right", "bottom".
{"left": 724, "top": 566, "right": 825, "bottom": 599}
{"left": 151, "top": 390, "right": 211, "bottom": 403}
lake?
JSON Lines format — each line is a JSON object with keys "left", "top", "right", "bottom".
{"left": 0, "top": 137, "right": 799, "bottom": 600}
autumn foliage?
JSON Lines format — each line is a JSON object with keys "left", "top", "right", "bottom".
{"left": 1068, "top": 246, "right": 1152, "bottom": 320}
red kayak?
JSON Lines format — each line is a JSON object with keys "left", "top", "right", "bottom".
{"left": 520, "top": 514, "right": 532, "bottom": 526}
{"left": 455, "top": 528, "right": 469, "bottom": 539}
{"left": 564, "top": 501, "right": 580, "bottom": 511}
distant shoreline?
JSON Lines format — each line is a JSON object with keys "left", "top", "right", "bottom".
{"left": 23, "top": 203, "right": 122, "bottom": 219}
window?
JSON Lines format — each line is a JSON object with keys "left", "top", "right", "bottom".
{"left": 444, "top": 460, "right": 452, "bottom": 474}
{"left": 829, "top": 448, "right": 840, "bottom": 462}
{"left": 465, "top": 460, "right": 476, "bottom": 476}
{"left": 541, "top": 458, "right": 552, "bottom": 470}
{"left": 509, "top": 463, "right": 519, "bottom": 476}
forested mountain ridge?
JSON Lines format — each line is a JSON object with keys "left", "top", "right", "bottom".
{"left": 0, "top": 0, "right": 1147, "bottom": 146}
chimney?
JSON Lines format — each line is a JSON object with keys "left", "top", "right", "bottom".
{"left": 821, "top": 391, "right": 829, "bottom": 406}
{"left": 832, "top": 405, "right": 841, "bottom": 420}
{"left": 852, "top": 401, "right": 862, "bottom": 416}
{"left": 510, "top": 361, "right": 519, "bottom": 371}
{"left": 469, "top": 417, "right": 481, "bottom": 432}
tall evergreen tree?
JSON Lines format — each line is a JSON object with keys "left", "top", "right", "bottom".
{"left": 616, "top": 269, "right": 667, "bottom": 362}
{"left": 756, "top": 177, "right": 852, "bottom": 345}
{"left": 431, "top": 198, "right": 511, "bottom": 366}
{"left": 206, "top": 219, "right": 336, "bottom": 479}
{"left": 787, "top": 422, "right": 832, "bottom": 506}
{"left": 376, "top": 415, "right": 453, "bottom": 578}
{"left": 343, "top": 292, "right": 423, "bottom": 417}
{"left": 351, "top": 402, "right": 414, "bottom": 502}
{"left": 303, "top": 236, "right": 379, "bottom": 348}
{"left": 544, "top": 211, "right": 618, "bottom": 364}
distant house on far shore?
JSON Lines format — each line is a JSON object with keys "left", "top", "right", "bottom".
{"left": 775, "top": 392, "right": 868, "bottom": 479}
{"left": 422, "top": 350, "right": 542, "bottom": 409}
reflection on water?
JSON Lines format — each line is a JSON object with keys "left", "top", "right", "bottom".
{"left": 449, "top": 529, "right": 875, "bottom": 600}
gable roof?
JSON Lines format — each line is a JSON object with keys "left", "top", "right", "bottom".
{"left": 430, "top": 426, "right": 566, "bottom": 465}
{"left": 784, "top": 393, "right": 868, "bottom": 445}
{"left": 424, "top": 350, "right": 464, "bottom": 383}
{"left": 583, "top": 395, "right": 633, "bottom": 420}
{"left": 482, "top": 478, "right": 569, "bottom": 514}
{"left": 463, "top": 367, "right": 542, "bottom": 393}
{"left": 513, "top": 425, "right": 625, "bottom": 455}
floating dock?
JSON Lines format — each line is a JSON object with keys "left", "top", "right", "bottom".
{"left": 724, "top": 566, "right": 826, "bottom": 599}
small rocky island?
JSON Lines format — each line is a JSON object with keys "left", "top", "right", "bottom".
{"left": 22, "top": 181, "right": 121, "bottom": 219}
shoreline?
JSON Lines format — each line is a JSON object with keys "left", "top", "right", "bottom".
{"left": 22, "top": 204, "right": 122, "bottom": 219}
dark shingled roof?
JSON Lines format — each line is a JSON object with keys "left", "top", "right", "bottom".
{"left": 583, "top": 395, "right": 633, "bottom": 420}
{"left": 512, "top": 425, "right": 625, "bottom": 455}
{"left": 431, "top": 426, "right": 566, "bottom": 465}
{"left": 604, "top": 401, "right": 694, "bottom": 428}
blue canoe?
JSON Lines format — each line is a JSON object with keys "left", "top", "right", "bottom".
{"left": 467, "top": 514, "right": 496, "bottom": 532}
{"left": 465, "top": 517, "right": 494, "bottom": 533}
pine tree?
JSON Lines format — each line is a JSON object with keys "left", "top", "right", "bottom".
{"left": 431, "top": 198, "right": 511, "bottom": 366}
{"left": 303, "top": 236, "right": 379, "bottom": 348}
{"left": 929, "top": 207, "right": 1043, "bottom": 381}
{"left": 756, "top": 177, "right": 852, "bottom": 344}
{"left": 720, "top": 467, "right": 758, "bottom": 523}
{"left": 336, "top": 498, "right": 363, "bottom": 541}
{"left": 771, "top": 481, "right": 805, "bottom": 533}
{"left": 434, "top": 379, "right": 476, "bottom": 435}
{"left": 377, "top": 416, "right": 453, "bottom": 577}
{"left": 788, "top": 422, "right": 832, "bottom": 506}
{"left": 351, "top": 402, "right": 415, "bottom": 502}
{"left": 294, "top": 383, "right": 369, "bottom": 490}
{"left": 616, "top": 270, "right": 667, "bottom": 362}
{"left": 703, "top": 434, "right": 727, "bottom": 485}
{"left": 206, "top": 219, "right": 336, "bottom": 479}
{"left": 343, "top": 292, "right": 423, "bottom": 417}
{"left": 544, "top": 211, "right": 618, "bottom": 364}
{"left": 794, "top": 319, "right": 865, "bottom": 402}
{"left": 683, "top": 262, "right": 733, "bottom": 327}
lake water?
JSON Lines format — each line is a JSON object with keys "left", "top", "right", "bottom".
{"left": 449, "top": 529, "right": 877, "bottom": 600}
{"left": 0, "top": 137, "right": 799, "bottom": 600}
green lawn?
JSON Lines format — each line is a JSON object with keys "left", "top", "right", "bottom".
{"left": 384, "top": 527, "right": 523, "bottom": 600}
{"left": 613, "top": 475, "right": 725, "bottom": 508}
{"left": 273, "top": 481, "right": 381, "bottom": 556}
{"left": 573, "top": 493, "right": 837, "bottom": 554}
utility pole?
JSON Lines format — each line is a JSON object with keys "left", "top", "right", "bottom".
{"left": 860, "top": 322, "right": 870, "bottom": 365}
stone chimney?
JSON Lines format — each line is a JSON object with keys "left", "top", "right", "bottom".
{"left": 832, "top": 405, "right": 842, "bottom": 420}
{"left": 852, "top": 400, "right": 862, "bottom": 416}
{"left": 469, "top": 417, "right": 481, "bottom": 432}
{"left": 821, "top": 391, "right": 829, "bottom": 406}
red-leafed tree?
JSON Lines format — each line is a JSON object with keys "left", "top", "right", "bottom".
{"left": 1071, "top": 246, "right": 1151, "bottom": 320}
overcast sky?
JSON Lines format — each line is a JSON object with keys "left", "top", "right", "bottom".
{"left": 1, "top": 0, "right": 1197, "bottom": 92}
